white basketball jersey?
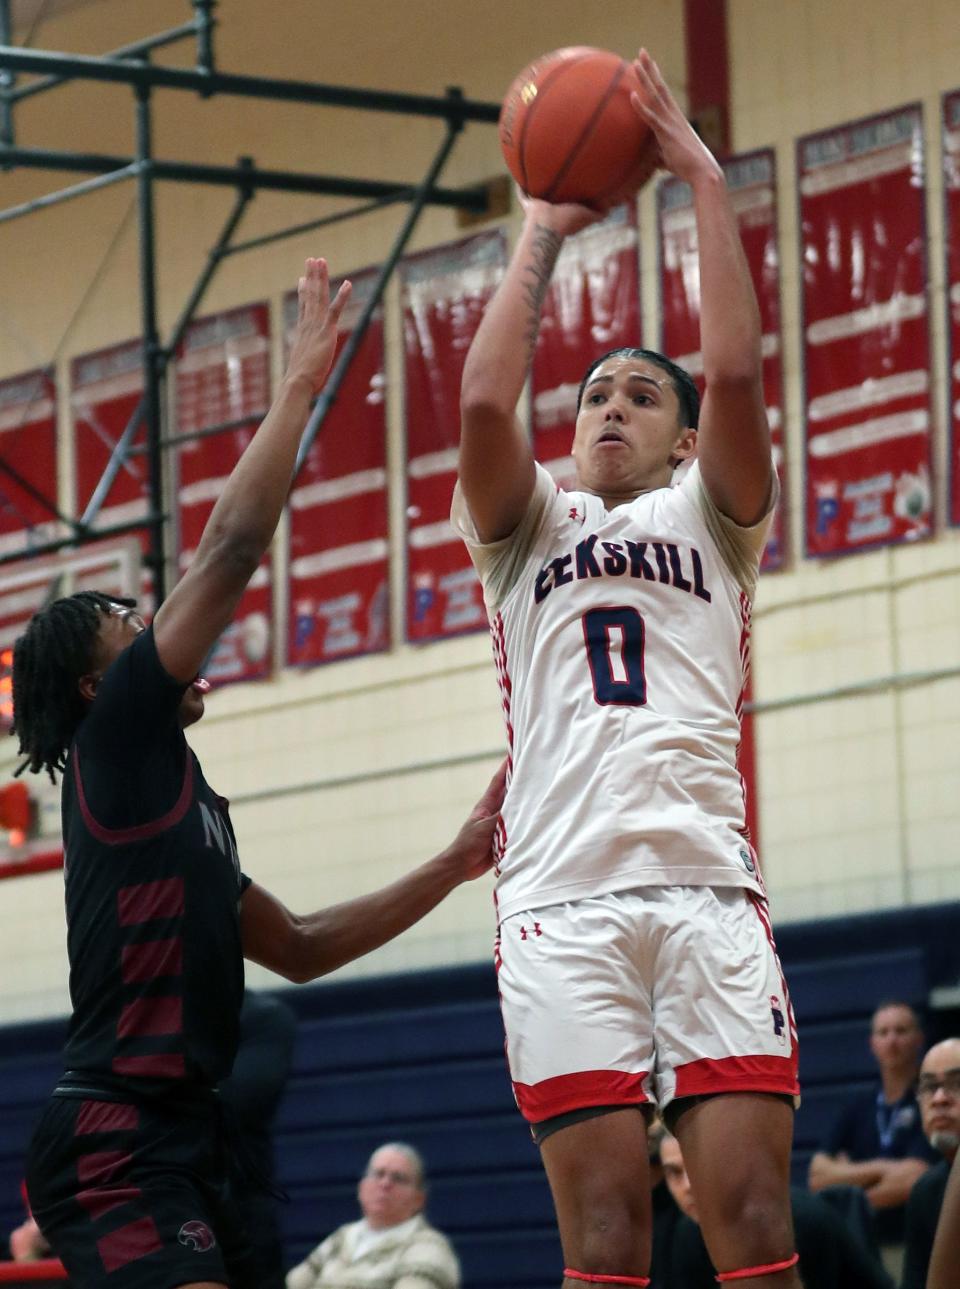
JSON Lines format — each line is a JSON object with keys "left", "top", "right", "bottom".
{"left": 452, "top": 461, "right": 773, "bottom": 924}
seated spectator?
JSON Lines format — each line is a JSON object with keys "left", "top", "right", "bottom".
{"left": 808, "top": 1000, "right": 937, "bottom": 1246}
{"left": 646, "top": 1119, "right": 681, "bottom": 1289}
{"left": 660, "top": 1130, "right": 892, "bottom": 1289}
{"left": 286, "top": 1143, "right": 459, "bottom": 1289}
{"left": 901, "top": 1037, "right": 960, "bottom": 1289}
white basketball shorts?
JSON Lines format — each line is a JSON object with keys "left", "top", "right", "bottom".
{"left": 495, "top": 884, "right": 799, "bottom": 1124}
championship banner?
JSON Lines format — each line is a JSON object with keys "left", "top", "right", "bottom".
{"left": 174, "top": 304, "right": 272, "bottom": 685}
{"left": 284, "top": 269, "right": 389, "bottom": 665}
{"left": 402, "top": 230, "right": 506, "bottom": 642}
{"left": 531, "top": 203, "right": 640, "bottom": 490}
{"left": 0, "top": 369, "right": 58, "bottom": 560}
{"left": 658, "top": 151, "right": 787, "bottom": 570}
{"left": 799, "top": 106, "right": 933, "bottom": 555}
{"left": 72, "top": 340, "right": 154, "bottom": 609}
{"left": 945, "top": 90, "right": 960, "bottom": 525}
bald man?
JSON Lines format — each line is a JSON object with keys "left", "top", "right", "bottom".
{"left": 902, "top": 1038, "right": 960, "bottom": 1289}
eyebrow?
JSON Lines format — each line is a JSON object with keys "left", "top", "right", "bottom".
{"left": 585, "top": 372, "right": 666, "bottom": 392}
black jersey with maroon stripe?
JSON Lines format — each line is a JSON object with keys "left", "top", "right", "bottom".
{"left": 60, "top": 625, "right": 250, "bottom": 1093}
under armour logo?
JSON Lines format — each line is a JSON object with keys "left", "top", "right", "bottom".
{"left": 569, "top": 507, "right": 582, "bottom": 523}
{"left": 520, "top": 922, "right": 542, "bottom": 940}
{"left": 178, "top": 1221, "right": 216, "bottom": 1253}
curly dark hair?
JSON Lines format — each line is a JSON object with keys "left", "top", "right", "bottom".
{"left": 11, "top": 590, "right": 135, "bottom": 782}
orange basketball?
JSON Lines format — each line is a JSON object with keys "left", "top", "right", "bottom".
{"left": 499, "top": 47, "right": 658, "bottom": 208}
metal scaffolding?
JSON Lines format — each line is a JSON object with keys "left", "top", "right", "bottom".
{"left": 0, "top": 0, "right": 501, "bottom": 597}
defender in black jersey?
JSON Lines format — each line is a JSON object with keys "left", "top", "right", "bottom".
{"left": 11, "top": 260, "right": 506, "bottom": 1289}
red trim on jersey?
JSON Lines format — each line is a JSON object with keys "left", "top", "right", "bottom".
{"left": 111, "top": 1052, "right": 186, "bottom": 1079}
{"left": 76, "top": 1185, "right": 142, "bottom": 1221}
{"left": 75, "top": 1101, "right": 139, "bottom": 1135}
{"left": 120, "top": 937, "right": 183, "bottom": 984}
{"left": 673, "top": 1052, "right": 799, "bottom": 1100}
{"left": 117, "top": 877, "right": 185, "bottom": 926}
{"left": 117, "top": 996, "right": 183, "bottom": 1039}
{"left": 96, "top": 1217, "right": 163, "bottom": 1273}
{"left": 514, "top": 1069, "right": 648, "bottom": 1122}
{"left": 490, "top": 612, "right": 514, "bottom": 875}
{"left": 73, "top": 746, "right": 194, "bottom": 846}
{"left": 76, "top": 1151, "right": 131, "bottom": 1186}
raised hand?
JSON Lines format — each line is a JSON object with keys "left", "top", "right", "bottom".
{"left": 517, "top": 186, "right": 606, "bottom": 238}
{"left": 286, "top": 257, "right": 352, "bottom": 395}
{"left": 630, "top": 48, "right": 721, "bottom": 186}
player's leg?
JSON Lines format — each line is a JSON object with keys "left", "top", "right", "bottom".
{"left": 674, "top": 1092, "right": 801, "bottom": 1287}
{"left": 538, "top": 1107, "right": 653, "bottom": 1285}
{"left": 496, "top": 892, "right": 657, "bottom": 1287}
{"left": 651, "top": 886, "right": 801, "bottom": 1287}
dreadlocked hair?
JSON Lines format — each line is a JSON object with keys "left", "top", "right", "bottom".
{"left": 11, "top": 590, "right": 136, "bottom": 783}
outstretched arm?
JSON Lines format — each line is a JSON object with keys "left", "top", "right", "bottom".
{"left": 633, "top": 50, "right": 773, "bottom": 526}
{"left": 240, "top": 763, "right": 506, "bottom": 983}
{"left": 153, "top": 258, "right": 351, "bottom": 683}
{"left": 459, "top": 197, "right": 600, "bottom": 543}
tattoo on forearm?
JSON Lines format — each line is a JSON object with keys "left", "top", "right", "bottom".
{"left": 520, "top": 224, "right": 562, "bottom": 359}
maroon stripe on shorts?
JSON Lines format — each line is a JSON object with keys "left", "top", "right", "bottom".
{"left": 111, "top": 1052, "right": 186, "bottom": 1079}
{"left": 117, "top": 996, "right": 183, "bottom": 1038}
{"left": 96, "top": 1216, "right": 163, "bottom": 1273}
{"left": 75, "top": 1101, "right": 139, "bottom": 1135}
{"left": 77, "top": 1185, "right": 142, "bottom": 1221}
{"left": 118, "top": 877, "right": 185, "bottom": 926}
{"left": 77, "top": 1151, "right": 131, "bottom": 1187}
{"left": 121, "top": 938, "right": 183, "bottom": 983}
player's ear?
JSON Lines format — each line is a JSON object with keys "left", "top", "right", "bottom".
{"left": 671, "top": 427, "right": 697, "bottom": 463}
{"left": 78, "top": 673, "right": 100, "bottom": 704}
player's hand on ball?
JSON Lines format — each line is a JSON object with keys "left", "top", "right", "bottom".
{"left": 518, "top": 187, "right": 606, "bottom": 238}
{"left": 446, "top": 759, "right": 509, "bottom": 882}
{"left": 630, "top": 49, "right": 721, "bottom": 185}
{"left": 286, "top": 258, "right": 352, "bottom": 395}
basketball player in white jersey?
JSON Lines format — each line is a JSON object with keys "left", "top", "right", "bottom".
{"left": 453, "top": 51, "right": 801, "bottom": 1289}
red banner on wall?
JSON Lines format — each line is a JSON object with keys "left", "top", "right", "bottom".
{"left": 0, "top": 369, "right": 58, "bottom": 560}
{"left": 72, "top": 340, "right": 154, "bottom": 610}
{"left": 658, "top": 151, "right": 786, "bottom": 570}
{"left": 531, "top": 203, "right": 640, "bottom": 490}
{"left": 284, "top": 270, "right": 389, "bottom": 664}
{"left": 174, "top": 304, "right": 272, "bottom": 685}
{"left": 799, "top": 106, "right": 933, "bottom": 555}
{"left": 945, "top": 90, "right": 960, "bottom": 526}
{"left": 402, "top": 230, "right": 506, "bottom": 642}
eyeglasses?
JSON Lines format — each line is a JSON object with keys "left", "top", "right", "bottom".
{"left": 365, "top": 1167, "right": 416, "bottom": 1187}
{"left": 917, "top": 1071, "right": 960, "bottom": 1101}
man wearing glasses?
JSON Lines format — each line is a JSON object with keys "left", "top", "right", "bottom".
{"left": 901, "top": 1038, "right": 960, "bottom": 1289}
{"left": 285, "top": 1143, "right": 459, "bottom": 1289}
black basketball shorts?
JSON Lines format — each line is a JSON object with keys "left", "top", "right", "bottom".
{"left": 25, "top": 1091, "right": 259, "bottom": 1289}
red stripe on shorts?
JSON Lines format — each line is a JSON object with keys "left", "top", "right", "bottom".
{"left": 76, "top": 1152, "right": 131, "bottom": 1187}
{"left": 117, "top": 996, "right": 183, "bottom": 1038}
{"left": 77, "top": 1185, "right": 142, "bottom": 1221}
{"left": 514, "top": 1069, "right": 648, "bottom": 1122}
{"left": 75, "top": 1102, "right": 139, "bottom": 1135}
{"left": 96, "top": 1217, "right": 163, "bottom": 1273}
{"left": 118, "top": 878, "right": 185, "bottom": 926}
{"left": 121, "top": 938, "right": 183, "bottom": 983}
{"left": 111, "top": 1053, "right": 186, "bottom": 1079}
{"left": 673, "top": 1052, "right": 799, "bottom": 1099}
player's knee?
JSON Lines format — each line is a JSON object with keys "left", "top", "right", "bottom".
{"left": 710, "top": 1190, "right": 793, "bottom": 1263}
{"left": 574, "top": 1200, "right": 650, "bottom": 1272}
